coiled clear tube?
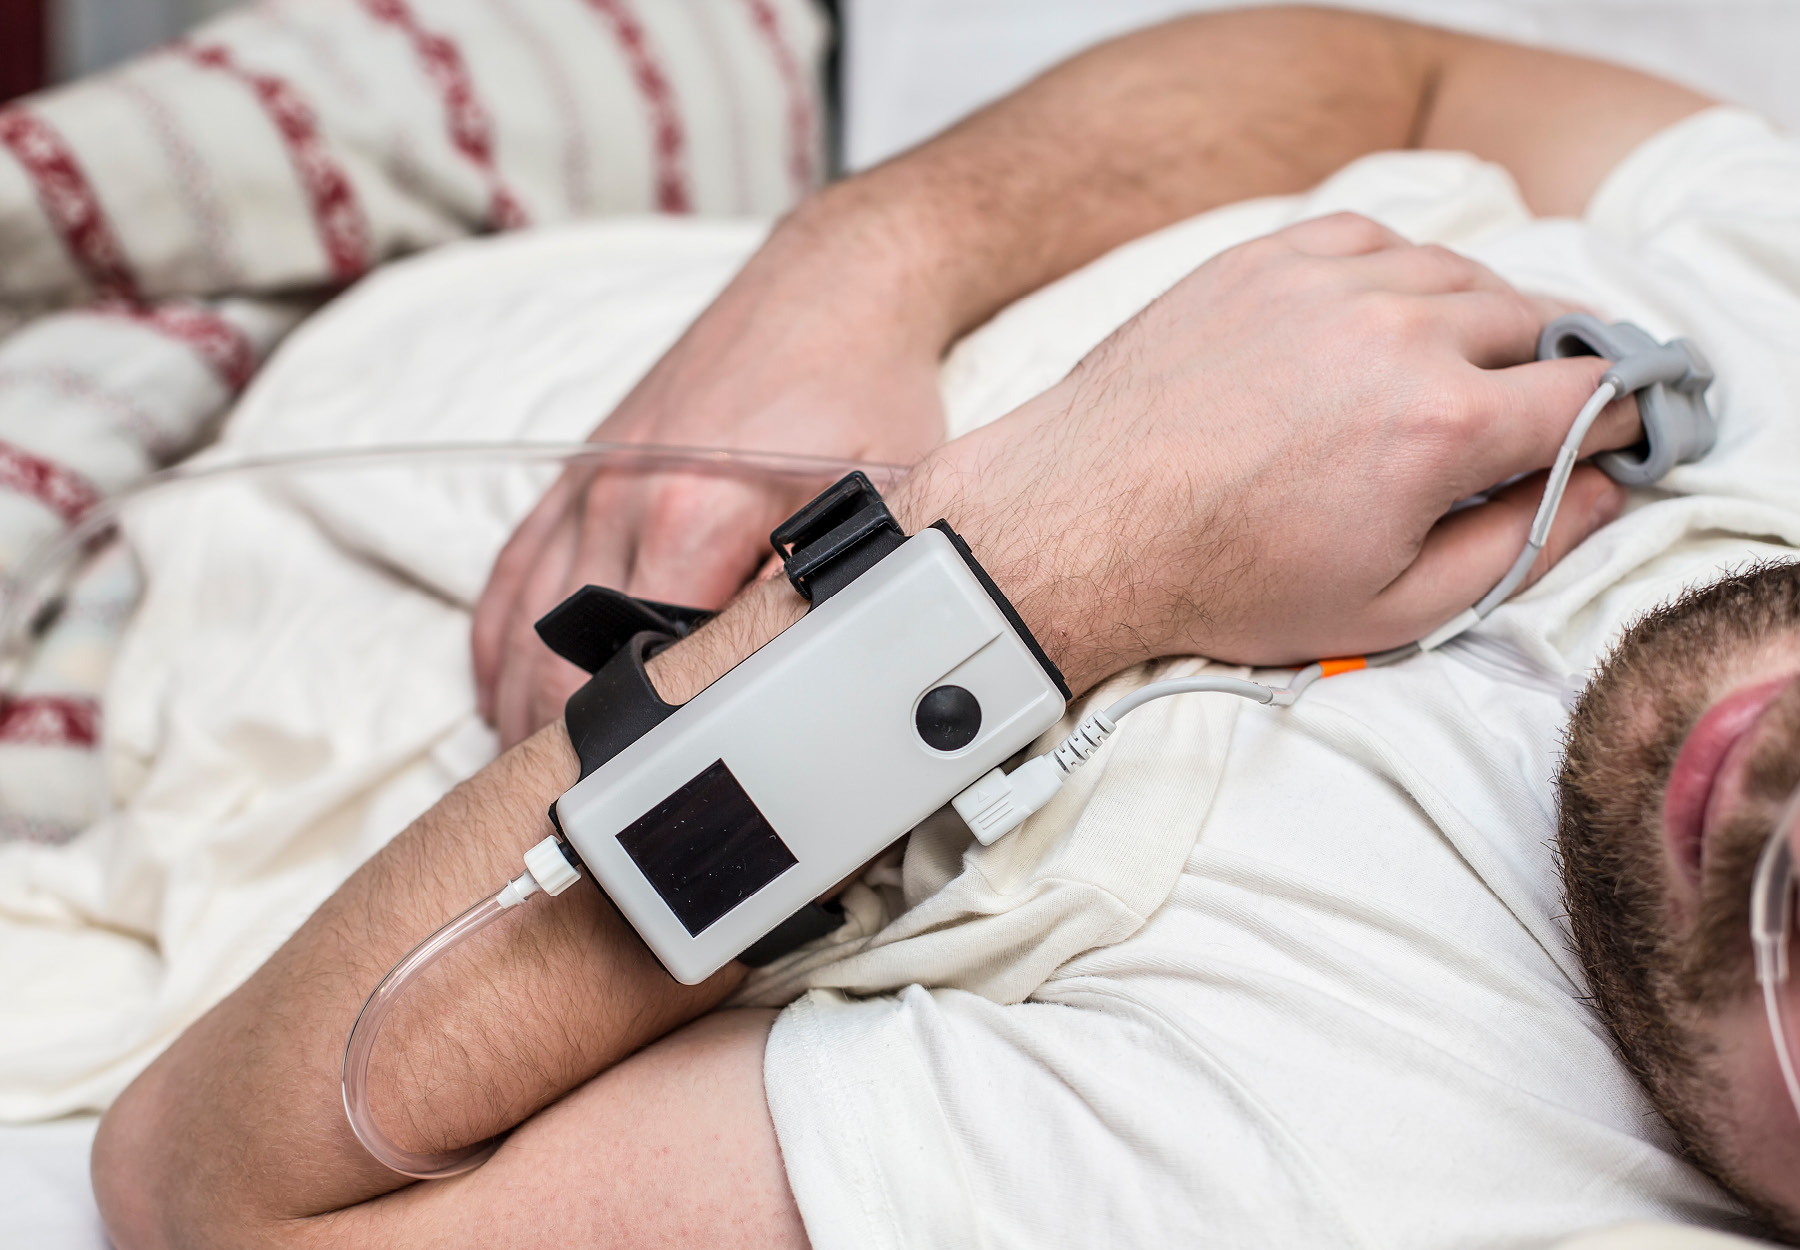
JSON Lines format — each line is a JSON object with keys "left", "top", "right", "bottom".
{"left": 340, "top": 888, "right": 518, "bottom": 1179}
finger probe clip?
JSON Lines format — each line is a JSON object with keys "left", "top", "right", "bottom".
{"left": 1537, "top": 313, "right": 1715, "bottom": 486}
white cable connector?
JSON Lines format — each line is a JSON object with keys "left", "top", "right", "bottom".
{"left": 953, "top": 711, "right": 1118, "bottom": 844}
{"left": 954, "top": 757, "right": 1067, "bottom": 845}
{"left": 1052, "top": 709, "right": 1116, "bottom": 771}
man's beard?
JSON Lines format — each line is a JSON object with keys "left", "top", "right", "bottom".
{"left": 1558, "top": 560, "right": 1800, "bottom": 1209}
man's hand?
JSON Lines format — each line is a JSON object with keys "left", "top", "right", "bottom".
{"left": 472, "top": 195, "right": 948, "bottom": 748}
{"left": 887, "top": 213, "right": 1638, "bottom": 691}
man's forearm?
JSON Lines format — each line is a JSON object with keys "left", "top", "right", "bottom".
{"left": 782, "top": 5, "right": 1707, "bottom": 353}
{"left": 94, "top": 464, "right": 1084, "bottom": 1244}
{"left": 92, "top": 584, "right": 812, "bottom": 1244}
{"left": 805, "top": 6, "right": 1432, "bottom": 349}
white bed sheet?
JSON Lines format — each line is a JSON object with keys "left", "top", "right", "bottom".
{"left": 0, "top": 1116, "right": 108, "bottom": 1250}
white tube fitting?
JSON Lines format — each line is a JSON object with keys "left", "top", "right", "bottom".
{"left": 523, "top": 835, "right": 581, "bottom": 897}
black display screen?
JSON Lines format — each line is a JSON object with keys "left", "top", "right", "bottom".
{"left": 616, "top": 759, "right": 797, "bottom": 937}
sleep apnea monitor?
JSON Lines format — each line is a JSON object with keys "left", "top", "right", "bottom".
{"left": 542, "top": 475, "right": 1070, "bottom": 984}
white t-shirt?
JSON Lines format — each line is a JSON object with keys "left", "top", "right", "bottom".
{"left": 761, "top": 108, "right": 1800, "bottom": 1249}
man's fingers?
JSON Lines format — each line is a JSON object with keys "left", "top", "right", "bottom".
{"left": 1377, "top": 464, "right": 1627, "bottom": 639}
{"left": 618, "top": 475, "right": 788, "bottom": 610}
{"left": 1428, "top": 289, "right": 1548, "bottom": 369}
{"left": 1460, "top": 355, "right": 1644, "bottom": 490}
{"left": 1350, "top": 243, "right": 1513, "bottom": 297}
{"left": 473, "top": 473, "right": 577, "bottom": 716}
{"left": 1527, "top": 294, "right": 1589, "bottom": 325}
{"left": 1274, "top": 212, "right": 1409, "bottom": 258}
{"left": 493, "top": 509, "right": 584, "bottom": 747}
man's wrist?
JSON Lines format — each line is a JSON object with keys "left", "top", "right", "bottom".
{"left": 885, "top": 445, "right": 1116, "bottom": 696}
{"left": 637, "top": 454, "right": 1125, "bottom": 707}
{"left": 642, "top": 577, "right": 809, "bottom": 705}
{"left": 883, "top": 383, "right": 1182, "bottom": 698}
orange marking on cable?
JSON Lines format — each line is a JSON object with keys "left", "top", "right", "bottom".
{"left": 1317, "top": 657, "right": 1368, "bottom": 679}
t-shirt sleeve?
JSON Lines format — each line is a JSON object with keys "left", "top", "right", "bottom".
{"left": 1587, "top": 106, "right": 1800, "bottom": 272}
{"left": 1578, "top": 105, "right": 1800, "bottom": 512}
{"left": 764, "top": 984, "right": 1351, "bottom": 1250}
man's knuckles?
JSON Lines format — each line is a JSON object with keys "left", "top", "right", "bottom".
{"left": 1271, "top": 211, "right": 1402, "bottom": 257}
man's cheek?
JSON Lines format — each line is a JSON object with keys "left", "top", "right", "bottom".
{"left": 1694, "top": 994, "right": 1800, "bottom": 1222}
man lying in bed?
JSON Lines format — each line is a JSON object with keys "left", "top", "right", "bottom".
{"left": 90, "top": 7, "right": 1800, "bottom": 1248}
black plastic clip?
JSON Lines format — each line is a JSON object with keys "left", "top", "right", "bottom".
{"left": 769, "top": 471, "right": 906, "bottom": 604}
{"left": 535, "top": 587, "right": 712, "bottom": 675}
{"left": 536, "top": 587, "right": 714, "bottom": 781}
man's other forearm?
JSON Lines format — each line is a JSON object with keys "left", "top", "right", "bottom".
{"left": 823, "top": 6, "right": 1431, "bottom": 347}
{"left": 800, "top": 5, "right": 1709, "bottom": 352}
{"left": 92, "top": 583, "right": 809, "bottom": 1245}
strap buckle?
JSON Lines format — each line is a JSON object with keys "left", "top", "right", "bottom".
{"left": 535, "top": 587, "right": 712, "bottom": 674}
{"left": 769, "top": 471, "right": 905, "bottom": 603}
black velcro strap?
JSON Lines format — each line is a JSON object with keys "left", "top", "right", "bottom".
{"left": 737, "top": 899, "right": 845, "bottom": 966}
{"left": 769, "top": 471, "right": 905, "bottom": 604}
{"left": 562, "top": 631, "right": 681, "bottom": 780}
{"left": 535, "top": 586, "right": 712, "bottom": 675}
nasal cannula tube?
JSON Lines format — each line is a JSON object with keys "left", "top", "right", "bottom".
{"left": 0, "top": 440, "right": 904, "bottom": 679}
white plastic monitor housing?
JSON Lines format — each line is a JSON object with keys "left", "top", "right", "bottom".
{"left": 554, "top": 527, "right": 1068, "bottom": 984}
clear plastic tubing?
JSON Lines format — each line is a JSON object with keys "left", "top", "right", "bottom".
{"left": 0, "top": 440, "right": 902, "bottom": 678}
{"left": 341, "top": 891, "right": 515, "bottom": 1179}
{"left": 0, "top": 439, "right": 898, "bottom": 1178}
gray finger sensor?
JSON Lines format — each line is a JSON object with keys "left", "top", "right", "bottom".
{"left": 1536, "top": 313, "right": 1716, "bottom": 486}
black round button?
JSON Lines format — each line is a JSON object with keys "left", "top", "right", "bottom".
{"left": 915, "top": 685, "right": 982, "bottom": 752}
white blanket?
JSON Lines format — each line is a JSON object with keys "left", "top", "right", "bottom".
{"left": 0, "top": 104, "right": 1796, "bottom": 1247}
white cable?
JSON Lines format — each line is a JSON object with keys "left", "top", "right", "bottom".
{"left": 1461, "top": 381, "right": 1620, "bottom": 630}
{"left": 1102, "top": 674, "right": 1279, "bottom": 720}
{"left": 952, "top": 675, "right": 1289, "bottom": 842}
{"left": 341, "top": 835, "right": 582, "bottom": 1179}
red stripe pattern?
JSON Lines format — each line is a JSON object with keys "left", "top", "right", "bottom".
{"left": 180, "top": 42, "right": 371, "bottom": 283}
{"left": 738, "top": 0, "right": 814, "bottom": 200}
{"left": 0, "top": 108, "right": 140, "bottom": 301}
{"left": 94, "top": 301, "right": 257, "bottom": 392}
{"left": 0, "top": 695, "right": 100, "bottom": 748}
{"left": 0, "top": 437, "right": 102, "bottom": 525}
{"left": 580, "top": 0, "right": 690, "bottom": 213}
{"left": 359, "top": 0, "right": 528, "bottom": 230}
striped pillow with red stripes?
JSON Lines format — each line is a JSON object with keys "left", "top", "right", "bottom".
{"left": 0, "top": 0, "right": 826, "bottom": 307}
{"left": 0, "top": 0, "right": 827, "bottom": 841}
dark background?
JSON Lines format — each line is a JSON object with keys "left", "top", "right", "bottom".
{"left": 1, "top": 0, "right": 49, "bottom": 102}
